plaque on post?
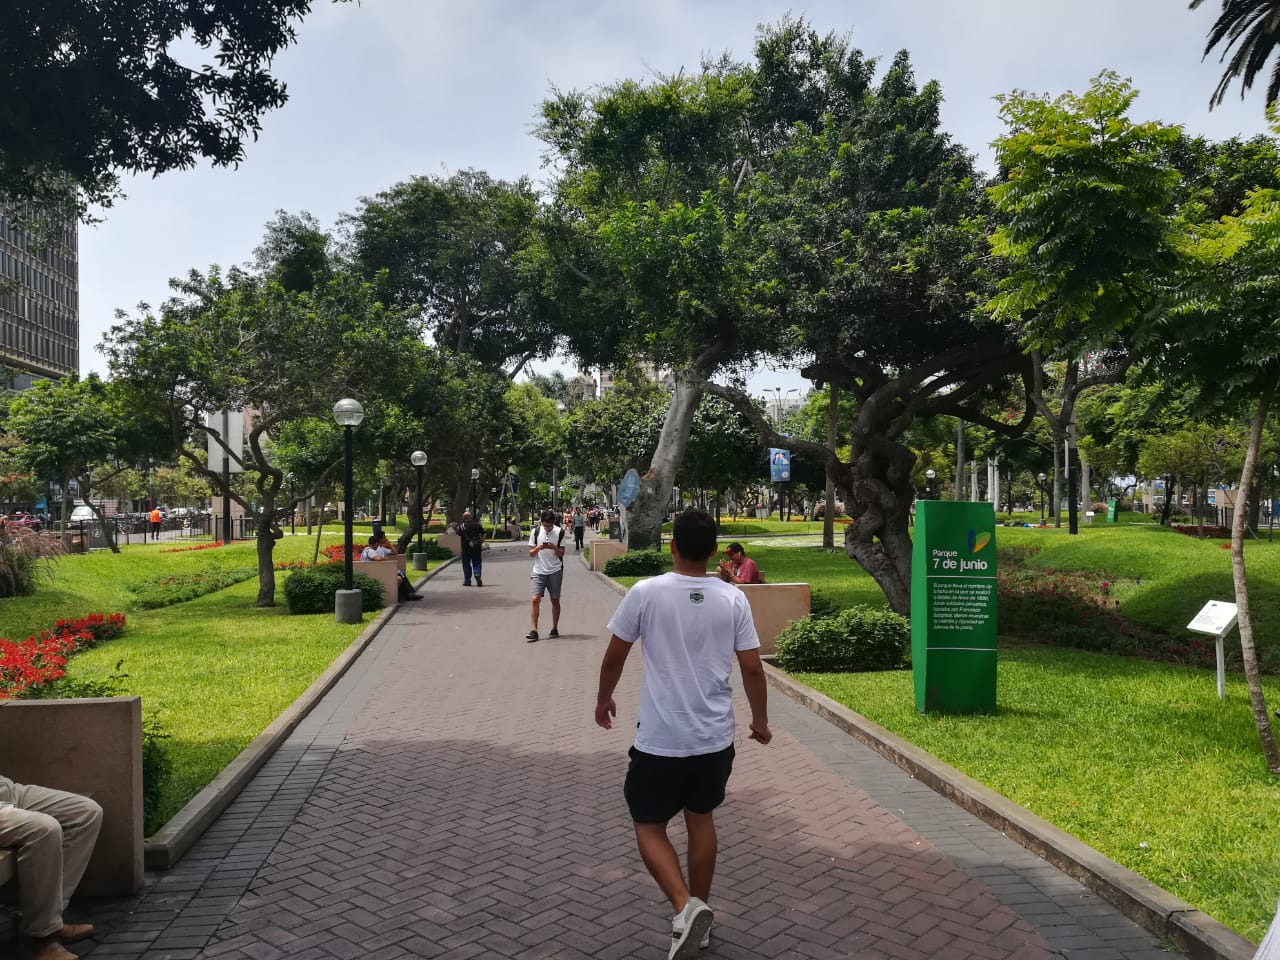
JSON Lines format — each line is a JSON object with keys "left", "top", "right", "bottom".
{"left": 910, "top": 500, "right": 998, "bottom": 714}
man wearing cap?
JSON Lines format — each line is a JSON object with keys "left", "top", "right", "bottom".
{"left": 716, "top": 542, "right": 764, "bottom": 585}
{"left": 527, "top": 509, "right": 566, "bottom": 641}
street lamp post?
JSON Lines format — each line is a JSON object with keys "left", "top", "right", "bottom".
{"left": 332, "top": 398, "right": 365, "bottom": 624}
{"left": 1038, "top": 472, "right": 1047, "bottom": 523}
{"left": 529, "top": 480, "right": 536, "bottom": 522}
{"left": 490, "top": 486, "right": 497, "bottom": 523}
{"left": 925, "top": 468, "right": 937, "bottom": 500}
{"left": 411, "top": 450, "right": 428, "bottom": 560}
{"left": 470, "top": 467, "right": 480, "bottom": 515}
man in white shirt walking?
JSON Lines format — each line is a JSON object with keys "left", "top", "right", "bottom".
{"left": 594, "top": 508, "right": 771, "bottom": 959}
{"left": 527, "top": 509, "right": 566, "bottom": 642}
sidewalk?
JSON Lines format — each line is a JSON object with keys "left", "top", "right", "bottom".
{"left": 54, "top": 538, "right": 1181, "bottom": 959}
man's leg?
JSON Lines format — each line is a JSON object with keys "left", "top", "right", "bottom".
{"left": 550, "top": 597, "right": 561, "bottom": 631}
{"left": 461, "top": 553, "right": 473, "bottom": 585}
{"left": 634, "top": 822, "right": 690, "bottom": 913}
{"left": 684, "top": 810, "right": 717, "bottom": 903}
{"left": 530, "top": 594, "right": 541, "bottom": 631}
{"left": 472, "top": 553, "right": 482, "bottom": 586}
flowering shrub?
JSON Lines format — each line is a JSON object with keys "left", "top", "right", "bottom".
{"left": 159, "top": 541, "right": 225, "bottom": 553}
{"left": 0, "top": 613, "right": 127, "bottom": 700}
{"left": 321, "top": 543, "right": 353, "bottom": 563}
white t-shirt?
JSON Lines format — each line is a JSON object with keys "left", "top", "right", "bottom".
{"left": 529, "top": 524, "right": 565, "bottom": 575}
{"left": 607, "top": 572, "right": 760, "bottom": 757}
{"left": 360, "top": 544, "right": 391, "bottom": 561}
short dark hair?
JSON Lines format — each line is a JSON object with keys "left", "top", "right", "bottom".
{"left": 726, "top": 541, "right": 745, "bottom": 555}
{"left": 367, "top": 534, "right": 379, "bottom": 545}
{"left": 541, "top": 509, "right": 557, "bottom": 523}
{"left": 672, "top": 509, "right": 717, "bottom": 561}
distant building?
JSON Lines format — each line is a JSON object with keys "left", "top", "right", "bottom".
{"left": 0, "top": 207, "right": 79, "bottom": 387}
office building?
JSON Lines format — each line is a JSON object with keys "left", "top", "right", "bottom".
{"left": 0, "top": 207, "right": 79, "bottom": 387}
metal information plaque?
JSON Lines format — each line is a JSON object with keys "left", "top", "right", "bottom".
{"left": 1187, "top": 600, "right": 1239, "bottom": 700}
{"left": 910, "top": 500, "right": 998, "bottom": 714}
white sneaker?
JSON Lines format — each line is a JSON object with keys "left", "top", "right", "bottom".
{"left": 669, "top": 897, "right": 713, "bottom": 958}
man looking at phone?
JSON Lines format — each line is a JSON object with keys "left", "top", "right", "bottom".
{"left": 527, "top": 509, "right": 565, "bottom": 642}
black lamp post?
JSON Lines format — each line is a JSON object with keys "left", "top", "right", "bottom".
{"left": 332, "top": 398, "right": 365, "bottom": 623}
{"left": 529, "top": 480, "right": 536, "bottom": 521}
{"left": 411, "top": 450, "right": 428, "bottom": 555}
{"left": 925, "top": 468, "right": 937, "bottom": 500}
{"left": 490, "top": 486, "right": 497, "bottom": 523}
{"left": 470, "top": 467, "right": 480, "bottom": 515}
{"left": 1038, "top": 472, "right": 1047, "bottom": 522}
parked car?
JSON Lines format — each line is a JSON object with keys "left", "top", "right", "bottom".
{"left": 6, "top": 512, "right": 43, "bottom": 531}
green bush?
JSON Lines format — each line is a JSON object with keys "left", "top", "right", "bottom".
{"left": 603, "top": 549, "right": 664, "bottom": 577}
{"left": 776, "top": 605, "right": 909, "bottom": 673}
{"left": 807, "top": 590, "right": 842, "bottom": 620}
{"left": 132, "top": 567, "right": 257, "bottom": 609}
{"left": 284, "top": 565, "right": 384, "bottom": 614}
{"left": 408, "top": 538, "right": 454, "bottom": 560}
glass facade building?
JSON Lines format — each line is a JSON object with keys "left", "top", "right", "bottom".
{"left": 0, "top": 208, "right": 78, "bottom": 386}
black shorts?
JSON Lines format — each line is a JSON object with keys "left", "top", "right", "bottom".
{"left": 624, "top": 744, "right": 735, "bottom": 823}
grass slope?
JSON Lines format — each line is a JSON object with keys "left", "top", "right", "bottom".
{"left": 2, "top": 532, "right": 431, "bottom": 831}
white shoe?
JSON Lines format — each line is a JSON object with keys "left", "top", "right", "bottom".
{"left": 669, "top": 897, "right": 713, "bottom": 958}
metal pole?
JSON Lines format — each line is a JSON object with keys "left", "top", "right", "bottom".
{"left": 416, "top": 464, "right": 424, "bottom": 555}
{"left": 343, "top": 425, "right": 354, "bottom": 591}
{"left": 823, "top": 383, "right": 837, "bottom": 549}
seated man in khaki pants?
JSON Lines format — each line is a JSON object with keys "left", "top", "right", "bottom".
{"left": 0, "top": 775, "right": 102, "bottom": 959}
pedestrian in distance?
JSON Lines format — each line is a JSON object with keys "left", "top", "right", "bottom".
{"left": 458, "top": 510, "right": 486, "bottom": 587}
{"left": 595, "top": 508, "right": 771, "bottom": 959}
{"left": 571, "top": 506, "right": 585, "bottom": 551}
{"left": 527, "top": 509, "right": 565, "bottom": 642}
{"left": 148, "top": 506, "right": 162, "bottom": 541}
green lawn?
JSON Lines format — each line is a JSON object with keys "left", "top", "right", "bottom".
{"left": 798, "top": 651, "right": 1280, "bottom": 941}
{"left": 2, "top": 531, "right": 437, "bottom": 832}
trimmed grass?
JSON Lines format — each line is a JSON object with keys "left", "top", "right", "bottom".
{"left": 2, "top": 531, "right": 438, "bottom": 832}
{"left": 797, "top": 650, "right": 1280, "bottom": 941}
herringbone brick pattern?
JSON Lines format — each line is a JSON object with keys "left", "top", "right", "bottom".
{"left": 198, "top": 543, "right": 1059, "bottom": 960}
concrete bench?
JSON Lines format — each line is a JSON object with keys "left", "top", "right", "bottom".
{"left": 0, "top": 697, "right": 145, "bottom": 896}
{"left": 436, "top": 533, "right": 463, "bottom": 557}
{"left": 352, "top": 556, "right": 407, "bottom": 608}
{"left": 589, "top": 539, "right": 628, "bottom": 572}
{"left": 735, "top": 583, "right": 811, "bottom": 656}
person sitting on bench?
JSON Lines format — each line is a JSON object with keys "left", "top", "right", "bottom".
{"left": 0, "top": 776, "right": 103, "bottom": 960}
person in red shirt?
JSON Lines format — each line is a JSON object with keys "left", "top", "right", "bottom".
{"left": 716, "top": 542, "right": 764, "bottom": 584}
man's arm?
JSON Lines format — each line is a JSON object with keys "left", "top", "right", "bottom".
{"left": 595, "top": 634, "right": 634, "bottom": 728}
{"left": 735, "top": 648, "right": 772, "bottom": 744}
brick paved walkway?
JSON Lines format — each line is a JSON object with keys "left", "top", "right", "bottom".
{"left": 39, "top": 537, "right": 1181, "bottom": 959}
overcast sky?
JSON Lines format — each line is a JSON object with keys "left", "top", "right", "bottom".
{"left": 78, "top": 0, "right": 1273, "bottom": 395}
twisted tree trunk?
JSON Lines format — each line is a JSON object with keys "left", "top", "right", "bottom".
{"left": 628, "top": 374, "right": 702, "bottom": 550}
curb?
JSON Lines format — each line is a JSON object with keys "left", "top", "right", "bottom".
{"left": 761, "top": 663, "right": 1258, "bottom": 960}
{"left": 143, "top": 557, "right": 459, "bottom": 869}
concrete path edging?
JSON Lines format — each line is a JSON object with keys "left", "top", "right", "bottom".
{"left": 142, "top": 557, "right": 458, "bottom": 869}
{"left": 762, "top": 664, "right": 1258, "bottom": 960}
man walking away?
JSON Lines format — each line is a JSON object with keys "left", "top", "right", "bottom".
{"left": 149, "top": 507, "right": 162, "bottom": 541}
{"left": 571, "top": 507, "right": 585, "bottom": 551}
{"left": 459, "top": 510, "right": 486, "bottom": 587}
{"left": 594, "top": 508, "right": 771, "bottom": 958}
{"left": 527, "top": 509, "right": 565, "bottom": 641}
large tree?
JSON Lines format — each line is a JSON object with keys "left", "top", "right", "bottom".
{"left": 702, "top": 29, "right": 1030, "bottom": 612}
{"left": 5, "top": 374, "right": 169, "bottom": 551}
{"left": 1, "top": 0, "right": 350, "bottom": 220}
{"left": 103, "top": 264, "right": 422, "bottom": 605}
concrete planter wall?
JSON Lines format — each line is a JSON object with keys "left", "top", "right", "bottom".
{"left": 590, "top": 539, "right": 628, "bottom": 572}
{"left": 436, "top": 533, "right": 463, "bottom": 557}
{"left": 735, "top": 583, "right": 811, "bottom": 655}
{"left": 0, "top": 697, "right": 144, "bottom": 895}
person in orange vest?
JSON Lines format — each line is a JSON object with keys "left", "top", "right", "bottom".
{"left": 149, "top": 507, "right": 162, "bottom": 541}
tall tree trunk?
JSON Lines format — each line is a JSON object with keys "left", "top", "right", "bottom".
{"left": 60, "top": 472, "right": 72, "bottom": 549}
{"left": 1231, "top": 373, "right": 1280, "bottom": 773}
{"left": 255, "top": 495, "right": 281, "bottom": 607}
{"left": 1051, "top": 438, "right": 1063, "bottom": 528}
{"left": 628, "top": 376, "right": 701, "bottom": 550}
{"left": 823, "top": 383, "right": 839, "bottom": 548}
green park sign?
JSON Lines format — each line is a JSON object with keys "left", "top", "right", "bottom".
{"left": 910, "top": 501, "right": 998, "bottom": 714}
